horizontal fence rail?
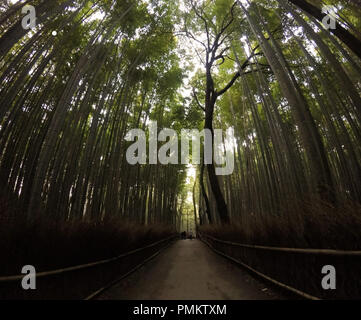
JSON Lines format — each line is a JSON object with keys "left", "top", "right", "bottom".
{"left": 199, "top": 232, "right": 361, "bottom": 300}
{"left": 85, "top": 238, "right": 176, "bottom": 300}
{"left": 0, "top": 235, "right": 177, "bottom": 283}
{"left": 1, "top": 234, "right": 178, "bottom": 300}
{"left": 199, "top": 233, "right": 320, "bottom": 300}
{"left": 201, "top": 233, "right": 361, "bottom": 256}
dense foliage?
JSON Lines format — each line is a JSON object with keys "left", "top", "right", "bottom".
{"left": 1, "top": 0, "right": 361, "bottom": 241}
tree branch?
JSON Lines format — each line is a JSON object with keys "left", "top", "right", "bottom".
{"left": 192, "top": 88, "right": 205, "bottom": 111}
{"left": 216, "top": 71, "right": 241, "bottom": 97}
{"left": 191, "top": 1, "right": 211, "bottom": 50}
{"left": 216, "top": 47, "right": 262, "bottom": 96}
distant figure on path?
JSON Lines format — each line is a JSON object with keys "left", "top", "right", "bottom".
{"left": 181, "top": 231, "right": 186, "bottom": 239}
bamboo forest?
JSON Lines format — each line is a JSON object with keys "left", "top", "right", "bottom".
{"left": 1, "top": 0, "right": 361, "bottom": 301}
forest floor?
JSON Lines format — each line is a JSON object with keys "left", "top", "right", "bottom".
{"left": 97, "top": 239, "right": 286, "bottom": 300}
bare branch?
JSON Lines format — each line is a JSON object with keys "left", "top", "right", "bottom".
{"left": 216, "top": 71, "right": 241, "bottom": 97}
{"left": 216, "top": 47, "right": 262, "bottom": 96}
{"left": 219, "top": 2, "right": 237, "bottom": 34}
{"left": 214, "top": 46, "right": 231, "bottom": 60}
{"left": 192, "top": 88, "right": 205, "bottom": 111}
{"left": 225, "top": 54, "right": 237, "bottom": 62}
{"left": 191, "top": 1, "right": 211, "bottom": 50}
{"left": 183, "top": 29, "right": 208, "bottom": 52}
{"left": 210, "top": 2, "right": 236, "bottom": 61}
{"left": 216, "top": 56, "right": 226, "bottom": 66}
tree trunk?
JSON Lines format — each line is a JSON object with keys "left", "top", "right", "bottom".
{"left": 287, "top": 0, "right": 361, "bottom": 60}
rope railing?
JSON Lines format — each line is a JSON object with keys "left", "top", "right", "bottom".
{"left": 0, "top": 234, "right": 177, "bottom": 282}
{"left": 200, "top": 233, "right": 361, "bottom": 256}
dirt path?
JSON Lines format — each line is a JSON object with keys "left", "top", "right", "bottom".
{"left": 97, "top": 239, "right": 285, "bottom": 300}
